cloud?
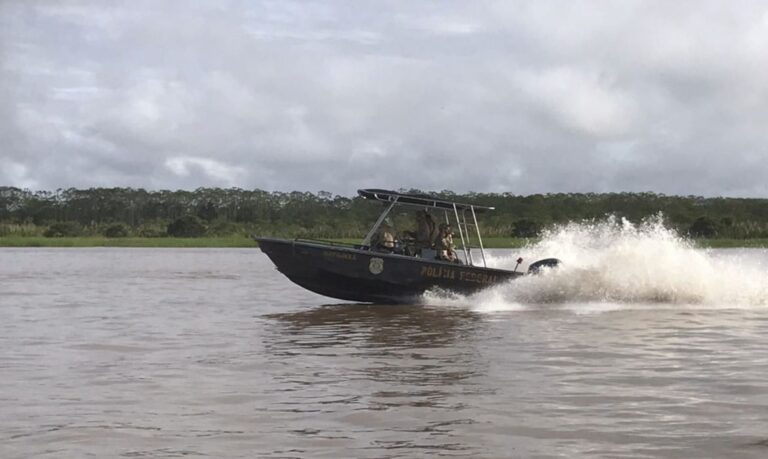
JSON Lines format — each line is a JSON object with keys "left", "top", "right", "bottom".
{"left": 165, "top": 156, "right": 247, "bottom": 187}
{"left": 515, "top": 67, "right": 638, "bottom": 138}
{"left": 1, "top": 161, "right": 38, "bottom": 189}
{"left": 1, "top": 0, "right": 768, "bottom": 196}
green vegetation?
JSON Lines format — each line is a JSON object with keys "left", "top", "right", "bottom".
{"left": 104, "top": 223, "right": 129, "bottom": 238}
{"left": 166, "top": 215, "right": 207, "bottom": 238}
{"left": 42, "top": 221, "right": 81, "bottom": 237}
{"left": 2, "top": 187, "right": 768, "bottom": 248}
{"left": 3, "top": 236, "right": 767, "bottom": 249}
{"left": 699, "top": 239, "right": 768, "bottom": 248}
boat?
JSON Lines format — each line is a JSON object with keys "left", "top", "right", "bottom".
{"left": 255, "top": 189, "right": 559, "bottom": 303}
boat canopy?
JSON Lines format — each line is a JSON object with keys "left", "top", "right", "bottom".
{"left": 358, "top": 189, "right": 494, "bottom": 212}
{"left": 358, "top": 189, "right": 492, "bottom": 268}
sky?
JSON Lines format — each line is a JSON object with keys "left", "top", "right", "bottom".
{"left": 2, "top": 0, "right": 768, "bottom": 197}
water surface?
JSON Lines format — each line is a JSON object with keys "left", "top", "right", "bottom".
{"left": 2, "top": 247, "right": 768, "bottom": 458}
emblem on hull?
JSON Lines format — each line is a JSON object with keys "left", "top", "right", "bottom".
{"left": 369, "top": 257, "right": 384, "bottom": 275}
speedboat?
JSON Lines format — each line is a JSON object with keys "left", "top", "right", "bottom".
{"left": 255, "top": 189, "right": 559, "bottom": 303}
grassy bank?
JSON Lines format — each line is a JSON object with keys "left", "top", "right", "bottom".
{"left": 699, "top": 239, "right": 768, "bottom": 248}
{"left": 2, "top": 236, "right": 768, "bottom": 248}
{"left": 0, "top": 236, "right": 529, "bottom": 248}
{"left": 305, "top": 237, "right": 531, "bottom": 248}
{"left": 0, "top": 236, "right": 259, "bottom": 248}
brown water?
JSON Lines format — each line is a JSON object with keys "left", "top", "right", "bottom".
{"left": 2, "top": 248, "right": 768, "bottom": 458}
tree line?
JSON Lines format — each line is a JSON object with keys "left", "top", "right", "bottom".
{"left": 1, "top": 186, "right": 768, "bottom": 239}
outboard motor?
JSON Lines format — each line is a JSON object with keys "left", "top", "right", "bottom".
{"left": 527, "top": 258, "right": 561, "bottom": 274}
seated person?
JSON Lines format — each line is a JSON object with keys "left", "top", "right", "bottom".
{"left": 435, "top": 223, "right": 459, "bottom": 263}
{"left": 373, "top": 224, "right": 396, "bottom": 252}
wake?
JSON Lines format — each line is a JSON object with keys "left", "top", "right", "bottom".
{"left": 424, "top": 215, "right": 768, "bottom": 309}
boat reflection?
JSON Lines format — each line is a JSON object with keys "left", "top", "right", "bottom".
{"left": 263, "top": 303, "right": 482, "bottom": 349}
{"left": 262, "top": 304, "right": 488, "bottom": 387}
{"left": 259, "top": 305, "right": 492, "bottom": 456}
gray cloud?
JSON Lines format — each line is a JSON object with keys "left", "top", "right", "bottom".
{"left": 2, "top": 0, "right": 768, "bottom": 196}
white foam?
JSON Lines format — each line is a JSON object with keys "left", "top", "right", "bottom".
{"left": 423, "top": 215, "right": 768, "bottom": 311}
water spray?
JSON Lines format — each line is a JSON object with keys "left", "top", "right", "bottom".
{"left": 424, "top": 215, "right": 768, "bottom": 308}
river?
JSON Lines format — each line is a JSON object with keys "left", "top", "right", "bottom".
{"left": 1, "top": 246, "right": 768, "bottom": 458}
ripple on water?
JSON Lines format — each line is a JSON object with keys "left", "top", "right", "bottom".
{"left": 2, "top": 248, "right": 768, "bottom": 458}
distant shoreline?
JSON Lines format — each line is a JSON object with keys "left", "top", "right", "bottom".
{"left": 1, "top": 236, "right": 767, "bottom": 249}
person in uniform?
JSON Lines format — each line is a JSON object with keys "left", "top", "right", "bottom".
{"left": 415, "top": 210, "right": 436, "bottom": 248}
{"left": 435, "top": 223, "right": 457, "bottom": 262}
{"left": 426, "top": 211, "right": 438, "bottom": 244}
{"left": 377, "top": 224, "right": 395, "bottom": 251}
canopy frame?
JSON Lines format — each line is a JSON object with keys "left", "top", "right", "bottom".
{"left": 359, "top": 189, "right": 491, "bottom": 268}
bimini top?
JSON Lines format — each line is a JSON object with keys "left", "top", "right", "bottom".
{"left": 358, "top": 189, "right": 494, "bottom": 212}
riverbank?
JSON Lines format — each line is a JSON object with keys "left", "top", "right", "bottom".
{"left": 0, "top": 236, "right": 259, "bottom": 248}
{"left": 1, "top": 236, "right": 767, "bottom": 248}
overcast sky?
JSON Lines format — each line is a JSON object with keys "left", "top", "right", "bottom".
{"left": 2, "top": 1, "right": 768, "bottom": 196}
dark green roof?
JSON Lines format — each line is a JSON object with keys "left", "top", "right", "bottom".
{"left": 358, "top": 189, "right": 494, "bottom": 212}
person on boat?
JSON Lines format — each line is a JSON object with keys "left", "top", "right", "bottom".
{"left": 373, "top": 224, "right": 396, "bottom": 252}
{"left": 435, "top": 223, "right": 458, "bottom": 262}
{"left": 415, "top": 210, "right": 436, "bottom": 248}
